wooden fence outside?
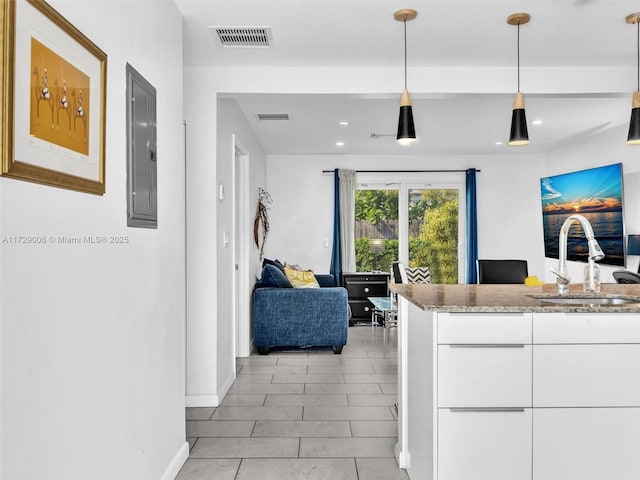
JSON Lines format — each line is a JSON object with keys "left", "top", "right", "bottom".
{"left": 355, "top": 220, "right": 422, "bottom": 239}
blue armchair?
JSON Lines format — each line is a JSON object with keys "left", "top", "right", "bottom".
{"left": 253, "top": 274, "right": 349, "bottom": 354}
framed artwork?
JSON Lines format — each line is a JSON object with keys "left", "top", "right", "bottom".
{"left": 540, "top": 163, "right": 625, "bottom": 267}
{"left": 1, "top": 0, "right": 107, "bottom": 195}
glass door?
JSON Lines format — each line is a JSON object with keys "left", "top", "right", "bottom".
{"left": 354, "top": 187, "right": 399, "bottom": 273}
{"left": 354, "top": 178, "right": 465, "bottom": 283}
{"left": 406, "top": 185, "right": 464, "bottom": 283}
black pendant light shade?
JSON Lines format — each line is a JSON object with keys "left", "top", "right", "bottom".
{"left": 507, "top": 13, "right": 530, "bottom": 146}
{"left": 628, "top": 95, "right": 640, "bottom": 144}
{"left": 395, "top": 9, "right": 417, "bottom": 146}
{"left": 509, "top": 92, "right": 530, "bottom": 146}
{"left": 397, "top": 89, "right": 416, "bottom": 146}
{"left": 627, "top": 13, "right": 640, "bottom": 144}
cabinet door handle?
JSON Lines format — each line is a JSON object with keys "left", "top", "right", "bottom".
{"left": 448, "top": 344, "right": 525, "bottom": 348}
{"left": 449, "top": 407, "right": 526, "bottom": 413}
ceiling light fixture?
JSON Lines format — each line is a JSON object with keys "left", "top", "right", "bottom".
{"left": 394, "top": 9, "right": 418, "bottom": 146}
{"left": 627, "top": 12, "right": 640, "bottom": 144}
{"left": 507, "top": 13, "right": 531, "bottom": 146}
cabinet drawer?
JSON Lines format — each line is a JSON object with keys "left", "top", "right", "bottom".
{"left": 345, "top": 281, "right": 387, "bottom": 298}
{"left": 533, "top": 312, "right": 640, "bottom": 344}
{"left": 533, "top": 408, "right": 640, "bottom": 480}
{"left": 438, "top": 345, "right": 532, "bottom": 407}
{"left": 533, "top": 344, "right": 640, "bottom": 407}
{"left": 437, "top": 312, "right": 532, "bottom": 344}
{"left": 349, "top": 300, "right": 374, "bottom": 318}
{"left": 439, "top": 407, "right": 532, "bottom": 480}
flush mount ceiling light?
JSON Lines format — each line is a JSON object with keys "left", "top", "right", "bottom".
{"left": 507, "top": 13, "right": 531, "bottom": 146}
{"left": 394, "top": 9, "right": 418, "bottom": 146}
{"left": 627, "top": 13, "right": 640, "bottom": 144}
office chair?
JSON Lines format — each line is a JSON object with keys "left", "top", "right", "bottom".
{"left": 477, "top": 259, "right": 529, "bottom": 284}
{"left": 392, "top": 262, "right": 409, "bottom": 284}
{"left": 613, "top": 270, "right": 640, "bottom": 284}
{"left": 392, "top": 262, "right": 431, "bottom": 284}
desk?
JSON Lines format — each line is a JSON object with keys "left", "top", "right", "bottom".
{"left": 368, "top": 296, "right": 398, "bottom": 343}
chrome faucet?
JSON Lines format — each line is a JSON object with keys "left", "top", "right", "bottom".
{"left": 550, "top": 214, "right": 605, "bottom": 294}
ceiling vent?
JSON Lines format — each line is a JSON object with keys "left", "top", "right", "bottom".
{"left": 210, "top": 26, "right": 272, "bottom": 48}
{"left": 257, "top": 113, "right": 290, "bottom": 121}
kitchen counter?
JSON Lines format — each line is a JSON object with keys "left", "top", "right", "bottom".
{"left": 392, "top": 282, "right": 640, "bottom": 480}
{"left": 390, "top": 282, "right": 640, "bottom": 313}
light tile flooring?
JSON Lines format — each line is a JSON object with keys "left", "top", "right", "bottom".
{"left": 177, "top": 325, "right": 409, "bottom": 480}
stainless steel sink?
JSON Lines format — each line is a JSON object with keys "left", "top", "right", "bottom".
{"left": 530, "top": 294, "right": 640, "bottom": 305}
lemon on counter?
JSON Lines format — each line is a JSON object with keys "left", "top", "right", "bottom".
{"left": 524, "top": 275, "right": 545, "bottom": 286}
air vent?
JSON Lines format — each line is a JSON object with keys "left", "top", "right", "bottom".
{"left": 210, "top": 26, "right": 272, "bottom": 48}
{"left": 257, "top": 113, "right": 290, "bottom": 121}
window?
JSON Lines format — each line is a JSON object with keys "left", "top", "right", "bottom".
{"left": 354, "top": 175, "right": 465, "bottom": 282}
{"left": 354, "top": 188, "right": 399, "bottom": 273}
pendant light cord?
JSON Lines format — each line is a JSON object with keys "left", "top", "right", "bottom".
{"left": 517, "top": 22, "right": 521, "bottom": 92}
{"left": 404, "top": 18, "right": 408, "bottom": 90}
{"left": 636, "top": 19, "right": 640, "bottom": 92}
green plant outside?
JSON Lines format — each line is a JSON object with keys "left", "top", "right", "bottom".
{"left": 355, "top": 189, "right": 459, "bottom": 283}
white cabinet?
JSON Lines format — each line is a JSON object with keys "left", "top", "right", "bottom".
{"left": 533, "top": 312, "right": 640, "bottom": 344}
{"left": 438, "top": 312, "right": 532, "bottom": 344}
{"left": 438, "top": 344, "right": 532, "bottom": 407}
{"left": 533, "top": 408, "right": 640, "bottom": 480}
{"left": 439, "top": 408, "right": 532, "bottom": 480}
{"left": 435, "top": 312, "right": 533, "bottom": 480}
{"left": 401, "top": 307, "right": 640, "bottom": 480}
{"left": 531, "top": 313, "right": 640, "bottom": 480}
{"left": 534, "top": 344, "right": 640, "bottom": 407}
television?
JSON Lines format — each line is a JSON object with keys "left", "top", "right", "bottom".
{"left": 540, "top": 163, "right": 625, "bottom": 267}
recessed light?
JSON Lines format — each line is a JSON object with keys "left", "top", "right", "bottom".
{"left": 336, "top": 141, "right": 345, "bottom": 147}
{"left": 532, "top": 120, "right": 543, "bottom": 125}
{"left": 495, "top": 141, "right": 504, "bottom": 145}
{"left": 339, "top": 121, "right": 349, "bottom": 126}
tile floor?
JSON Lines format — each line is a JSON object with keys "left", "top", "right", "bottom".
{"left": 177, "top": 325, "right": 409, "bottom": 480}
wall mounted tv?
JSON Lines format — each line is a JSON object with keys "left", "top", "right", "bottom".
{"left": 540, "top": 163, "right": 625, "bottom": 267}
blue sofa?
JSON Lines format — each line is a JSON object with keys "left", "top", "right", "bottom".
{"left": 253, "top": 273, "right": 349, "bottom": 355}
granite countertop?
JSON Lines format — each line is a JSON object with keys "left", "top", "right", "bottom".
{"left": 390, "top": 283, "right": 640, "bottom": 313}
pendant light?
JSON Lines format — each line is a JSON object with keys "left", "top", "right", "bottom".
{"left": 395, "top": 9, "right": 418, "bottom": 146}
{"left": 507, "top": 13, "right": 531, "bottom": 146}
{"left": 627, "top": 13, "right": 640, "bottom": 144}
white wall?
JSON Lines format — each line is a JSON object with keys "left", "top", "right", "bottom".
{"left": 544, "top": 124, "right": 640, "bottom": 284}
{"left": 265, "top": 153, "right": 547, "bottom": 279}
{"left": 215, "top": 99, "right": 266, "bottom": 379}
{"left": 184, "top": 84, "right": 267, "bottom": 405}
{"left": 0, "top": 1, "right": 186, "bottom": 479}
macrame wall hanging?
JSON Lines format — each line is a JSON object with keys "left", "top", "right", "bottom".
{"left": 253, "top": 188, "right": 272, "bottom": 260}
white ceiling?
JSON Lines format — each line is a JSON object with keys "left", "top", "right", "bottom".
{"left": 175, "top": 0, "right": 640, "bottom": 155}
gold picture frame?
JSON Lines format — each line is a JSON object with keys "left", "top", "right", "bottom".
{"left": 1, "top": 0, "right": 107, "bottom": 195}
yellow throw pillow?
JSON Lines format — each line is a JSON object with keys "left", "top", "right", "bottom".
{"left": 284, "top": 266, "right": 320, "bottom": 288}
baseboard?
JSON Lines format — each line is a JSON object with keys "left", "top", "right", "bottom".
{"left": 395, "top": 442, "right": 410, "bottom": 469}
{"left": 184, "top": 370, "right": 236, "bottom": 407}
{"left": 185, "top": 394, "right": 220, "bottom": 407}
{"left": 217, "top": 369, "right": 235, "bottom": 402}
{"left": 161, "top": 441, "right": 189, "bottom": 480}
